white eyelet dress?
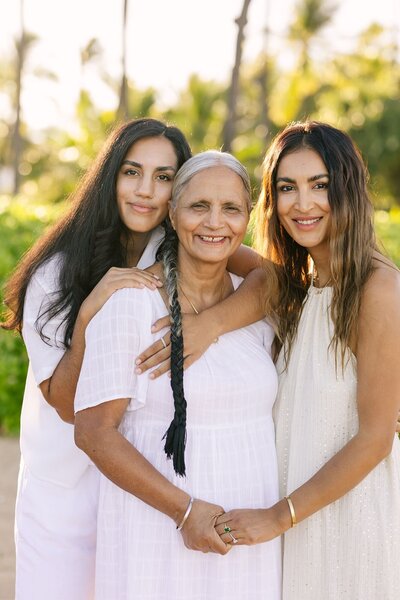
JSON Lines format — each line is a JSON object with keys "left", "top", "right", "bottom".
{"left": 75, "top": 274, "right": 282, "bottom": 600}
{"left": 274, "top": 284, "right": 400, "bottom": 600}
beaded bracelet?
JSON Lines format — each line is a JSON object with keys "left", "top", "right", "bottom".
{"left": 284, "top": 495, "right": 297, "bottom": 527}
{"left": 176, "top": 497, "right": 194, "bottom": 531}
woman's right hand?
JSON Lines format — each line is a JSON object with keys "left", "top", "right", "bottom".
{"left": 179, "top": 499, "right": 231, "bottom": 555}
{"left": 79, "top": 267, "right": 163, "bottom": 327}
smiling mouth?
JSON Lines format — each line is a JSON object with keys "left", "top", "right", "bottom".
{"left": 198, "top": 235, "right": 226, "bottom": 243}
{"left": 293, "top": 217, "right": 322, "bottom": 225}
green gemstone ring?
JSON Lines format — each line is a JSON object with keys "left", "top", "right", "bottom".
{"left": 224, "top": 525, "right": 232, "bottom": 533}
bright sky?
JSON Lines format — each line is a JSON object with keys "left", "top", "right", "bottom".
{"left": 1, "top": 0, "right": 399, "bottom": 130}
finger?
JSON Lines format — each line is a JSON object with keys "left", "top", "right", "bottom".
{"left": 136, "top": 347, "right": 171, "bottom": 372}
{"left": 151, "top": 316, "right": 171, "bottom": 333}
{"left": 136, "top": 353, "right": 171, "bottom": 375}
{"left": 215, "top": 513, "right": 232, "bottom": 527}
{"left": 221, "top": 532, "right": 241, "bottom": 546}
{"left": 103, "top": 276, "right": 159, "bottom": 291}
{"left": 149, "top": 359, "right": 171, "bottom": 380}
{"left": 136, "top": 335, "right": 171, "bottom": 367}
{"left": 209, "top": 531, "right": 232, "bottom": 555}
{"left": 215, "top": 522, "right": 233, "bottom": 537}
{"left": 109, "top": 267, "right": 162, "bottom": 281}
{"left": 119, "top": 275, "right": 162, "bottom": 289}
{"left": 182, "top": 354, "right": 199, "bottom": 371}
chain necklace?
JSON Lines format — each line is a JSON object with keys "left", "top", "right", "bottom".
{"left": 312, "top": 267, "right": 332, "bottom": 294}
{"left": 179, "top": 276, "right": 227, "bottom": 343}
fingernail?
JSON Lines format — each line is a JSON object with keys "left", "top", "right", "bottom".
{"left": 135, "top": 359, "right": 141, "bottom": 365}
{"left": 151, "top": 325, "right": 156, "bottom": 331}
{"left": 135, "top": 368, "right": 142, "bottom": 374}
{"left": 149, "top": 373, "right": 155, "bottom": 380}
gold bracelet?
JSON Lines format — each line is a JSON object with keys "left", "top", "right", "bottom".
{"left": 176, "top": 497, "right": 194, "bottom": 531}
{"left": 284, "top": 496, "right": 297, "bottom": 527}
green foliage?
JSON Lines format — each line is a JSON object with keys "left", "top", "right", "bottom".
{"left": 375, "top": 209, "right": 400, "bottom": 267}
{"left": 0, "top": 195, "right": 61, "bottom": 434}
{"left": 1, "top": 15, "right": 400, "bottom": 433}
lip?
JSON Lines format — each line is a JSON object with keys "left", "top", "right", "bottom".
{"left": 292, "top": 216, "right": 322, "bottom": 230}
{"left": 127, "top": 203, "right": 155, "bottom": 214}
{"left": 196, "top": 234, "right": 228, "bottom": 245}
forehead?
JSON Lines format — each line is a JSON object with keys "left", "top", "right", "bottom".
{"left": 123, "top": 136, "right": 178, "bottom": 165}
{"left": 182, "top": 166, "right": 248, "bottom": 203}
{"left": 277, "top": 148, "right": 327, "bottom": 176}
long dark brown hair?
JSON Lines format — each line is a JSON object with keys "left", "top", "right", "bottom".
{"left": 2, "top": 118, "right": 191, "bottom": 347}
{"left": 253, "top": 120, "right": 378, "bottom": 365}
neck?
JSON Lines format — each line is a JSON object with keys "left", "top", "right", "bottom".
{"left": 309, "top": 247, "right": 331, "bottom": 286}
{"left": 125, "top": 231, "right": 151, "bottom": 267}
{"left": 177, "top": 251, "right": 230, "bottom": 310}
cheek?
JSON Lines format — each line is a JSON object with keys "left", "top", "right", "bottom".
{"left": 276, "top": 196, "right": 290, "bottom": 218}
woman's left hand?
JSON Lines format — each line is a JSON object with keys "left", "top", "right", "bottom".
{"left": 135, "top": 312, "right": 218, "bottom": 379}
{"left": 214, "top": 507, "right": 287, "bottom": 546}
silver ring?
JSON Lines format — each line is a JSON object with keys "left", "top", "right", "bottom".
{"left": 160, "top": 336, "right": 167, "bottom": 349}
{"left": 229, "top": 532, "right": 238, "bottom": 544}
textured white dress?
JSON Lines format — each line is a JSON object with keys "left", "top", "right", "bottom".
{"left": 274, "top": 284, "right": 400, "bottom": 600}
{"left": 75, "top": 274, "right": 282, "bottom": 600}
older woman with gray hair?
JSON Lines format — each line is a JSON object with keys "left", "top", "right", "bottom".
{"left": 73, "top": 151, "right": 281, "bottom": 599}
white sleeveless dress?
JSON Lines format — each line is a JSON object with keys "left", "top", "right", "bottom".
{"left": 75, "top": 274, "right": 282, "bottom": 600}
{"left": 274, "top": 284, "right": 400, "bottom": 599}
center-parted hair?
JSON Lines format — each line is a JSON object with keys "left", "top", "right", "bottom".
{"left": 159, "top": 150, "right": 251, "bottom": 476}
{"left": 253, "top": 120, "right": 377, "bottom": 366}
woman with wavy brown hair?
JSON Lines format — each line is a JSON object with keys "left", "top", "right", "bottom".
{"left": 214, "top": 121, "right": 400, "bottom": 599}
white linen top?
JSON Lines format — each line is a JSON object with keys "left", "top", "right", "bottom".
{"left": 20, "top": 226, "right": 164, "bottom": 488}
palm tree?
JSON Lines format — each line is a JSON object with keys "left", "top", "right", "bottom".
{"left": 117, "top": 0, "right": 129, "bottom": 120}
{"left": 222, "top": 0, "right": 253, "bottom": 152}
{"left": 288, "top": 0, "right": 337, "bottom": 73}
{"left": 11, "top": 0, "right": 27, "bottom": 194}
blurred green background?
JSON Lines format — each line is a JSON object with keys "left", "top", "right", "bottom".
{"left": 1, "top": 0, "right": 399, "bottom": 433}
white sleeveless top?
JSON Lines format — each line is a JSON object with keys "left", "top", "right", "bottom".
{"left": 274, "top": 284, "right": 400, "bottom": 599}
{"left": 20, "top": 226, "right": 164, "bottom": 488}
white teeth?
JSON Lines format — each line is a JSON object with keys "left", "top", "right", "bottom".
{"left": 200, "top": 236, "right": 225, "bottom": 242}
{"left": 296, "top": 218, "right": 321, "bottom": 225}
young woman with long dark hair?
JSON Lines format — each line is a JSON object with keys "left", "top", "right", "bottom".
{"left": 2, "top": 117, "right": 192, "bottom": 600}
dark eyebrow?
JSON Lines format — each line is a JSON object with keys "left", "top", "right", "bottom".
{"left": 276, "top": 173, "right": 329, "bottom": 183}
{"left": 121, "top": 160, "right": 176, "bottom": 172}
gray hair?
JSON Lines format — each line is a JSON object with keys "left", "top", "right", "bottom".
{"left": 161, "top": 149, "right": 252, "bottom": 477}
{"left": 170, "top": 150, "right": 252, "bottom": 212}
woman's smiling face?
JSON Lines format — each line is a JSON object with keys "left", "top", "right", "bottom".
{"left": 276, "top": 148, "right": 331, "bottom": 254}
{"left": 170, "top": 166, "right": 250, "bottom": 266}
{"left": 116, "top": 136, "right": 178, "bottom": 233}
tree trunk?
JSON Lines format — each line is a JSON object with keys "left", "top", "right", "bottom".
{"left": 222, "top": 0, "right": 253, "bottom": 152}
{"left": 12, "top": 0, "right": 25, "bottom": 194}
{"left": 117, "top": 0, "right": 129, "bottom": 120}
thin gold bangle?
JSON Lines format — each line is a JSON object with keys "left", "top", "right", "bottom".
{"left": 285, "top": 496, "right": 297, "bottom": 527}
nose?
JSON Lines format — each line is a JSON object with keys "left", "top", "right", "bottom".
{"left": 205, "top": 206, "right": 224, "bottom": 229}
{"left": 135, "top": 175, "right": 154, "bottom": 198}
{"left": 296, "top": 186, "right": 314, "bottom": 212}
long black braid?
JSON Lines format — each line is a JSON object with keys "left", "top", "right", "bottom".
{"left": 161, "top": 222, "right": 187, "bottom": 476}
{"left": 158, "top": 149, "right": 252, "bottom": 476}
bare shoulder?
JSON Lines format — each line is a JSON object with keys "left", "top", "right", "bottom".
{"left": 361, "top": 255, "right": 400, "bottom": 317}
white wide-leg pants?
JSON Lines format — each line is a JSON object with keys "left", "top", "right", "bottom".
{"left": 15, "top": 460, "right": 100, "bottom": 600}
